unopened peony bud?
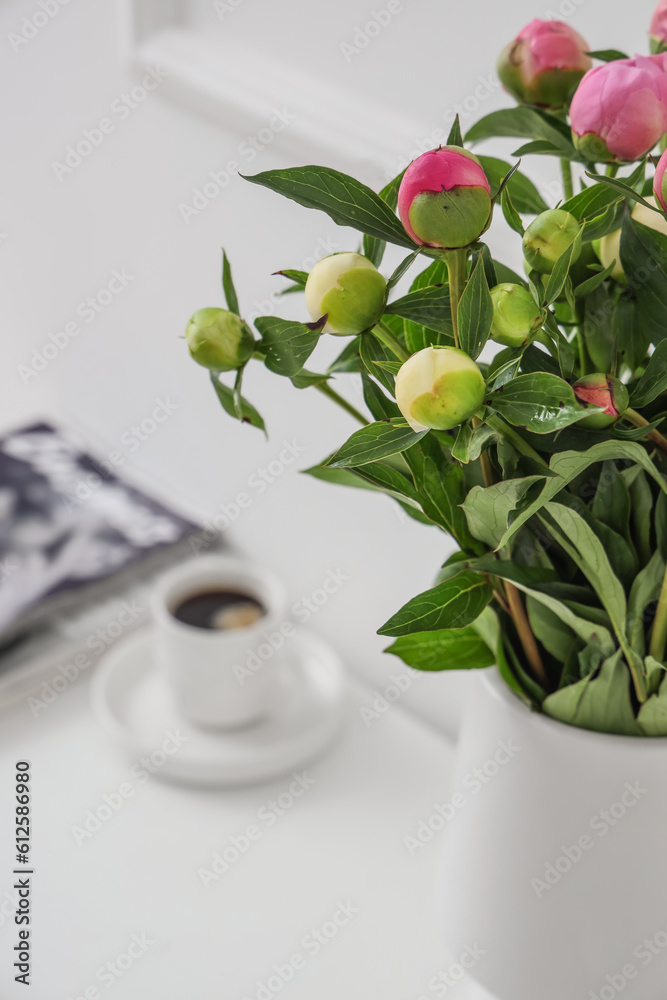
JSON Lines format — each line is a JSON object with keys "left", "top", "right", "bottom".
{"left": 397, "top": 147, "right": 492, "bottom": 249}
{"left": 651, "top": 0, "right": 667, "bottom": 53}
{"left": 570, "top": 55, "right": 667, "bottom": 162}
{"left": 654, "top": 149, "right": 667, "bottom": 211}
{"left": 523, "top": 209, "right": 581, "bottom": 274}
{"left": 304, "top": 252, "right": 386, "bottom": 336}
{"left": 395, "top": 346, "right": 486, "bottom": 432}
{"left": 498, "top": 19, "right": 591, "bottom": 109}
{"left": 573, "top": 373, "right": 629, "bottom": 428}
{"left": 186, "top": 308, "right": 255, "bottom": 371}
{"left": 489, "top": 283, "right": 543, "bottom": 347}
{"left": 597, "top": 196, "right": 667, "bottom": 281}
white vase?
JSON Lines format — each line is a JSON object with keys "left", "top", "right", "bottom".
{"left": 438, "top": 668, "right": 667, "bottom": 1000}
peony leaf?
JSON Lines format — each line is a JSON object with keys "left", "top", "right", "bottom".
{"left": 378, "top": 571, "right": 492, "bottom": 637}
{"left": 544, "top": 650, "right": 642, "bottom": 736}
{"left": 221, "top": 250, "right": 240, "bottom": 315}
{"left": 477, "top": 155, "right": 548, "bottom": 214}
{"left": 244, "top": 165, "right": 415, "bottom": 249}
{"left": 495, "top": 441, "right": 667, "bottom": 550}
{"left": 485, "top": 372, "right": 591, "bottom": 433}
{"left": 325, "top": 419, "right": 427, "bottom": 468}
{"left": 209, "top": 373, "right": 266, "bottom": 435}
{"left": 458, "top": 254, "right": 493, "bottom": 359}
{"left": 385, "top": 626, "right": 495, "bottom": 671}
{"left": 466, "top": 107, "right": 575, "bottom": 154}
{"left": 631, "top": 341, "right": 667, "bottom": 406}
{"left": 385, "top": 285, "right": 453, "bottom": 338}
{"left": 255, "top": 316, "right": 323, "bottom": 376}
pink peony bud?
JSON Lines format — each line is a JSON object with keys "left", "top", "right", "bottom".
{"left": 651, "top": 0, "right": 667, "bottom": 53}
{"left": 573, "top": 374, "right": 629, "bottom": 428}
{"left": 570, "top": 55, "right": 667, "bottom": 162}
{"left": 498, "top": 19, "right": 592, "bottom": 109}
{"left": 654, "top": 148, "right": 667, "bottom": 211}
{"left": 397, "top": 146, "right": 492, "bottom": 249}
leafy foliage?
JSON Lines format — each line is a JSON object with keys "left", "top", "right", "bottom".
{"left": 325, "top": 419, "right": 427, "bottom": 468}
{"left": 209, "top": 373, "right": 266, "bottom": 435}
{"left": 191, "top": 47, "right": 667, "bottom": 738}
{"left": 255, "top": 316, "right": 324, "bottom": 376}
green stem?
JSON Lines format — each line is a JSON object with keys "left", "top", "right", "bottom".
{"left": 232, "top": 366, "right": 248, "bottom": 421}
{"left": 473, "top": 415, "right": 494, "bottom": 488}
{"left": 649, "top": 562, "right": 667, "bottom": 662}
{"left": 504, "top": 581, "right": 549, "bottom": 688}
{"left": 315, "top": 382, "right": 367, "bottom": 425}
{"left": 560, "top": 158, "right": 574, "bottom": 201}
{"left": 252, "top": 343, "right": 368, "bottom": 425}
{"left": 372, "top": 320, "right": 410, "bottom": 362}
{"left": 577, "top": 328, "right": 589, "bottom": 377}
{"left": 473, "top": 440, "right": 547, "bottom": 688}
{"left": 445, "top": 249, "right": 468, "bottom": 349}
{"left": 485, "top": 413, "right": 548, "bottom": 467}
{"left": 624, "top": 408, "right": 667, "bottom": 457}
{"left": 605, "top": 162, "right": 619, "bottom": 178}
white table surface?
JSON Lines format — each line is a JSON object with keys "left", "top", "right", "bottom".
{"left": 0, "top": 637, "right": 495, "bottom": 1000}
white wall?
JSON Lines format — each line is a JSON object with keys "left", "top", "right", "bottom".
{"left": 0, "top": 0, "right": 652, "bottom": 737}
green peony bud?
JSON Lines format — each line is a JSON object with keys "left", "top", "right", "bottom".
{"left": 395, "top": 346, "right": 486, "bottom": 432}
{"left": 186, "top": 308, "right": 255, "bottom": 372}
{"left": 304, "top": 252, "right": 386, "bottom": 336}
{"left": 490, "top": 283, "right": 543, "bottom": 347}
{"left": 523, "top": 209, "right": 581, "bottom": 274}
{"left": 573, "top": 373, "right": 629, "bottom": 428}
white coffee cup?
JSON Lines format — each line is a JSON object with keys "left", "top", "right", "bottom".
{"left": 151, "top": 555, "right": 288, "bottom": 730}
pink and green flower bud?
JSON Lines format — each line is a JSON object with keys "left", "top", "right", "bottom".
{"left": 654, "top": 148, "right": 667, "bottom": 211}
{"left": 304, "top": 252, "right": 386, "bottom": 336}
{"left": 498, "top": 19, "right": 591, "bottom": 109}
{"left": 574, "top": 374, "right": 629, "bottom": 428}
{"left": 651, "top": 0, "right": 667, "bottom": 53}
{"left": 489, "top": 283, "right": 543, "bottom": 348}
{"left": 395, "top": 346, "right": 486, "bottom": 432}
{"left": 523, "top": 209, "right": 581, "bottom": 274}
{"left": 571, "top": 55, "right": 667, "bottom": 162}
{"left": 397, "top": 147, "right": 492, "bottom": 250}
{"left": 597, "top": 196, "right": 667, "bottom": 282}
{"left": 186, "top": 308, "right": 255, "bottom": 372}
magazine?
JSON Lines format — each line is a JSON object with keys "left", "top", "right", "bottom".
{"left": 0, "top": 422, "right": 219, "bottom": 698}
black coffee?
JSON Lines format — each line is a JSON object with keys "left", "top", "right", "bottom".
{"left": 172, "top": 589, "right": 265, "bottom": 631}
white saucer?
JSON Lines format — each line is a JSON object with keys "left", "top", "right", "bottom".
{"left": 90, "top": 626, "right": 348, "bottom": 787}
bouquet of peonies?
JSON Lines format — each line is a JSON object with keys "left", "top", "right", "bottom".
{"left": 186, "top": 5, "right": 667, "bottom": 737}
